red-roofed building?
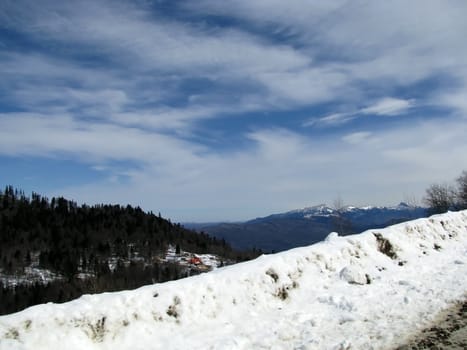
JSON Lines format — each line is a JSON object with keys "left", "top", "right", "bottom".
{"left": 188, "top": 256, "right": 202, "bottom": 265}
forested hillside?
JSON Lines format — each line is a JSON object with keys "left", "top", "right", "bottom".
{"left": 0, "top": 186, "right": 258, "bottom": 315}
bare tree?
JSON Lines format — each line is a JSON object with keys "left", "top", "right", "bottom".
{"left": 403, "top": 193, "right": 420, "bottom": 208}
{"left": 332, "top": 195, "right": 353, "bottom": 235}
{"left": 332, "top": 196, "right": 345, "bottom": 235}
{"left": 402, "top": 193, "right": 420, "bottom": 219}
{"left": 456, "top": 170, "right": 467, "bottom": 209}
{"left": 333, "top": 195, "right": 345, "bottom": 214}
{"left": 423, "top": 183, "right": 456, "bottom": 214}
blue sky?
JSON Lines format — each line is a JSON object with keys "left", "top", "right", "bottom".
{"left": 1, "top": 0, "right": 467, "bottom": 222}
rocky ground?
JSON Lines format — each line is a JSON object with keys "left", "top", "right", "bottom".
{"left": 395, "top": 298, "right": 467, "bottom": 349}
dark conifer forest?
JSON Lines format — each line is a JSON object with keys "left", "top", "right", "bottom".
{"left": 0, "top": 186, "right": 258, "bottom": 315}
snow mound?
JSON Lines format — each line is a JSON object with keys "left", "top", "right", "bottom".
{"left": 339, "top": 265, "right": 369, "bottom": 285}
{"left": 1, "top": 211, "right": 466, "bottom": 350}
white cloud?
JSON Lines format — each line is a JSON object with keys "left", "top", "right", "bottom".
{"left": 305, "top": 97, "right": 414, "bottom": 128}
{"left": 304, "top": 113, "right": 356, "bottom": 127}
{"left": 361, "top": 98, "right": 414, "bottom": 116}
{"left": 342, "top": 131, "right": 374, "bottom": 145}
{"left": 14, "top": 114, "right": 463, "bottom": 222}
{"left": 255, "top": 68, "right": 350, "bottom": 106}
{"left": 437, "top": 87, "right": 467, "bottom": 115}
{"left": 0, "top": 113, "right": 204, "bottom": 166}
{"left": 3, "top": 0, "right": 463, "bottom": 127}
{"left": 191, "top": 0, "right": 467, "bottom": 112}
{"left": 0, "top": 0, "right": 310, "bottom": 80}
{"left": 0, "top": 1, "right": 324, "bottom": 135}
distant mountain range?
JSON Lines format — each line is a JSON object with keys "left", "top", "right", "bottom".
{"left": 187, "top": 203, "right": 427, "bottom": 252}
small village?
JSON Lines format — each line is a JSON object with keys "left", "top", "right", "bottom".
{"left": 160, "top": 245, "right": 228, "bottom": 275}
{"left": 1, "top": 245, "right": 228, "bottom": 289}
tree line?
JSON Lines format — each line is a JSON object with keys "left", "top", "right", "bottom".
{"left": 0, "top": 186, "right": 259, "bottom": 315}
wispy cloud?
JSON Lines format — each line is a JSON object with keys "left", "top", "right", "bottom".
{"left": 51, "top": 116, "right": 467, "bottom": 221}
{"left": 361, "top": 98, "right": 414, "bottom": 116}
{"left": 0, "top": 0, "right": 313, "bottom": 110}
{"left": 192, "top": 0, "right": 467, "bottom": 110}
{"left": 436, "top": 86, "right": 467, "bottom": 116}
{"left": 342, "top": 131, "right": 374, "bottom": 145}
{"left": 0, "top": 112, "right": 205, "bottom": 165}
{"left": 304, "top": 97, "right": 414, "bottom": 128}
{"left": 303, "top": 113, "right": 356, "bottom": 127}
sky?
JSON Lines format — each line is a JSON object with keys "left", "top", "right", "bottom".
{"left": 1, "top": 0, "right": 467, "bottom": 222}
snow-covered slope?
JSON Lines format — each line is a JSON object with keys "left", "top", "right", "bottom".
{"left": 1, "top": 211, "right": 466, "bottom": 350}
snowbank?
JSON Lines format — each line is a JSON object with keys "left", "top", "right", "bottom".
{"left": 1, "top": 211, "right": 466, "bottom": 350}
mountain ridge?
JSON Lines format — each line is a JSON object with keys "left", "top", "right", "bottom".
{"left": 190, "top": 203, "right": 427, "bottom": 252}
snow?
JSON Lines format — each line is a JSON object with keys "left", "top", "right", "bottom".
{"left": 1, "top": 210, "right": 466, "bottom": 350}
{"left": 0, "top": 267, "right": 63, "bottom": 288}
{"left": 290, "top": 204, "right": 334, "bottom": 216}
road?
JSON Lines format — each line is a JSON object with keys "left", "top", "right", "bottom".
{"left": 396, "top": 299, "right": 467, "bottom": 349}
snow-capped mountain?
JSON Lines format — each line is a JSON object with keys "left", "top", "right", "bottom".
{"left": 267, "top": 202, "right": 422, "bottom": 219}
{"left": 195, "top": 203, "right": 427, "bottom": 252}
{"left": 1, "top": 210, "right": 466, "bottom": 350}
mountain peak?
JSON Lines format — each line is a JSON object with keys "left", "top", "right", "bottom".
{"left": 288, "top": 204, "right": 334, "bottom": 217}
